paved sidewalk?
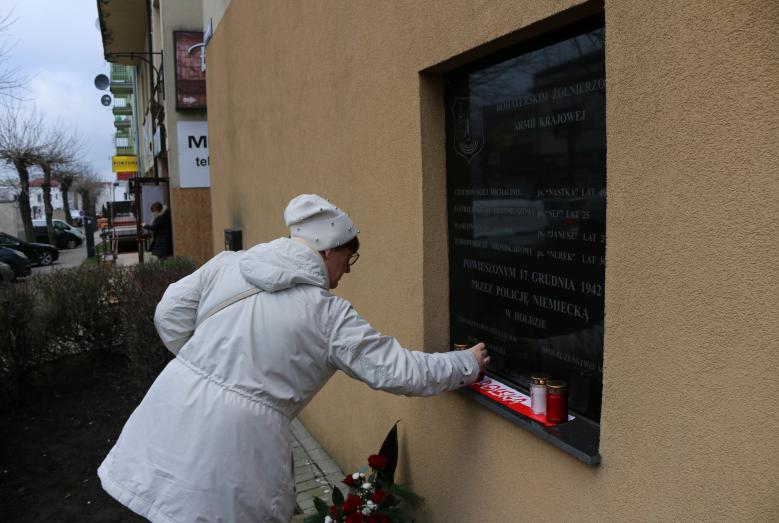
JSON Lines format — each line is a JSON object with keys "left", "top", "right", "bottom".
{"left": 290, "top": 418, "right": 345, "bottom": 519}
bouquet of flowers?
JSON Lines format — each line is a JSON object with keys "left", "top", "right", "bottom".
{"left": 305, "top": 423, "right": 423, "bottom": 523}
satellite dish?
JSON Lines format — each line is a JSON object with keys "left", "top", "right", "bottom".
{"left": 101, "top": 94, "right": 112, "bottom": 106}
{"left": 94, "top": 74, "right": 110, "bottom": 90}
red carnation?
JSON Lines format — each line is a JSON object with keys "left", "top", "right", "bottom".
{"left": 342, "top": 474, "right": 357, "bottom": 487}
{"left": 368, "top": 513, "right": 390, "bottom": 523}
{"left": 329, "top": 505, "right": 339, "bottom": 518}
{"left": 345, "top": 513, "right": 365, "bottom": 523}
{"left": 367, "top": 454, "right": 388, "bottom": 470}
{"left": 370, "top": 489, "right": 387, "bottom": 504}
{"left": 342, "top": 494, "right": 364, "bottom": 513}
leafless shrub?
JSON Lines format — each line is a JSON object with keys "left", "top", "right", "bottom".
{"left": 116, "top": 258, "right": 197, "bottom": 387}
{"left": 0, "top": 257, "right": 197, "bottom": 405}
{"left": 0, "top": 280, "right": 36, "bottom": 403}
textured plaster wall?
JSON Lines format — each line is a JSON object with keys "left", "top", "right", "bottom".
{"left": 601, "top": 1, "right": 779, "bottom": 519}
{"left": 206, "top": 0, "right": 778, "bottom": 520}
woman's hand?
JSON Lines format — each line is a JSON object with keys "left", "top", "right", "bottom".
{"left": 468, "top": 342, "right": 490, "bottom": 373}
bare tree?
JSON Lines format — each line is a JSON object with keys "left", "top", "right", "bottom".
{"left": 73, "top": 168, "right": 102, "bottom": 219}
{"left": 0, "top": 10, "right": 27, "bottom": 105}
{"left": 53, "top": 163, "right": 86, "bottom": 226}
{"left": 0, "top": 103, "right": 46, "bottom": 241}
{"left": 37, "top": 125, "right": 82, "bottom": 244}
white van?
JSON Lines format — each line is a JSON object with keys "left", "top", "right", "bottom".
{"left": 32, "top": 219, "right": 84, "bottom": 238}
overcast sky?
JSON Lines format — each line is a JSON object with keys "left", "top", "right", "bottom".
{"left": 2, "top": 1, "right": 114, "bottom": 180}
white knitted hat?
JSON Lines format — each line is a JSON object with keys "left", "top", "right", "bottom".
{"left": 284, "top": 194, "right": 359, "bottom": 250}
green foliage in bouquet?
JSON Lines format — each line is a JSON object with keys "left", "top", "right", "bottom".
{"left": 305, "top": 422, "right": 424, "bottom": 523}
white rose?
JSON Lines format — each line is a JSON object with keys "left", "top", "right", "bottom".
{"left": 352, "top": 473, "right": 360, "bottom": 480}
{"left": 362, "top": 506, "right": 372, "bottom": 516}
{"left": 361, "top": 482, "right": 372, "bottom": 490}
{"left": 324, "top": 517, "right": 333, "bottom": 523}
{"left": 367, "top": 500, "right": 377, "bottom": 509}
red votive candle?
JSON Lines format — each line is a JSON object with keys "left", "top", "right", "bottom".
{"left": 545, "top": 380, "right": 568, "bottom": 424}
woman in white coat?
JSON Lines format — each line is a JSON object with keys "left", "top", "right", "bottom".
{"left": 98, "top": 194, "right": 489, "bottom": 523}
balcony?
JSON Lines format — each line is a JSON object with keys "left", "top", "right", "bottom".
{"left": 114, "top": 134, "right": 135, "bottom": 156}
{"left": 110, "top": 64, "right": 134, "bottom": 95}
{"left": 116, "top": 145, "right": 135, "bottom": 156}
{"left": 112, "top": 96, "right": 132, "bottom": 116}
{"left": 114, "top": 115, "right": 131, "bottom": 129}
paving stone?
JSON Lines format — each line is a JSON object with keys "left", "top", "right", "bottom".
{"left": 299, "top": 484, "right": 332, "bottom": 500}
{"left": 289, "top": 422, "right": 302, "bottom": 437}
{"left": 306, "top": 448, "right": 329, "bottom": 460}
{"left": 296, "top": 477, "right": 327, "bottom": 492}
{"left": 294, "top": 466, "right": 316, "bottom": 483}
{"left": 292, "top": 446, "right": 308, "bottom": 462}
{"left": 298, "top": 436, "right": 320, "bottom": 451}
{"left": 291, "top": 419, "right": 310, "bottom": 440}
{"left": 298, "top": 495, "right": 315, "bottom": 506}
{"left": 296, "top": 460, "right": 315, "bottom": 472}
{"left": 317, "top": 458, "right": 342, "bottom": 475}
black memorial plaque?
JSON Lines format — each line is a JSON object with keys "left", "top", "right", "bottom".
{"left": 446, "top": 22, "right": 606, "bottom": 422}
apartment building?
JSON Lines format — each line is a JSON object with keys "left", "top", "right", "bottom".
{"left": 97, "top": 0, "right": 212, "bottom": 264}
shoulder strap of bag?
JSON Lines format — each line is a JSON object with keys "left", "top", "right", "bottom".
{"left": 195, "top": 287, "right": 262, "bottom": 329}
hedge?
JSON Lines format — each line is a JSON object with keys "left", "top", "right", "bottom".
{"left": 0, "top": 258, "right": 196, "bottom": 405}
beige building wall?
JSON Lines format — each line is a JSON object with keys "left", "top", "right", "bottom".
{"left": 206, "top": 0, "right": 778, "bottom": 520}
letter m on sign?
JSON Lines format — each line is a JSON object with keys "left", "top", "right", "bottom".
{"left": 188, "top": 135, "right": 207, "bottom": 148}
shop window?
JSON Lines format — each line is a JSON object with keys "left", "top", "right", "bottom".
{"left": 445, "top": 16, "right": 605, "bottom": 463}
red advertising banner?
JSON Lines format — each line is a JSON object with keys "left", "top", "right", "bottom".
{"left": 174, "top": 31, "right": 206, "bottom": 110}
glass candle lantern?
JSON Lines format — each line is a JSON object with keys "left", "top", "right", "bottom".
{"left": 546, "top": 380, "right": 568, "bottom": 424}
{"left": 530, "top": 373, "right": 550, "bottom": 415}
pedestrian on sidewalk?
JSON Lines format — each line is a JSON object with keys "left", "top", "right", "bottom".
{"left": 142, "top": 201, "right": 172, "bottom": 261}
{"left": 98, "top": 194, "right": 489, "bottom": 523}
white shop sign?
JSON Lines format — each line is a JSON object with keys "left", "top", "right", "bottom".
{"left": 177, "top": 121, "right": 210, "bottom": 188}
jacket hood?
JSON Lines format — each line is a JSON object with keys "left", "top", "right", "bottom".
{"left": 238, "top": 237, "right": 329, "bottom": 292}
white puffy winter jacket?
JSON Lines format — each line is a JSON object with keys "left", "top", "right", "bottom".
{"left": 97, "top": 237, "right": 479, "bottom": 523}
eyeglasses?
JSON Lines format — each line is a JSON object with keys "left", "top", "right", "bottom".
{"left": 348, "top": 252, "right": 360, "bottom": 266}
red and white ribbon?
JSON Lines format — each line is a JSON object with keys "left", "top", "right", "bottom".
{"left": 469, "top": 377, "right": 575, "bottom": 426}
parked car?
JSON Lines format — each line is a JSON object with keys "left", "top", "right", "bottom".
{"left": 0, "top": 232, "right": 59, "bottom": 266}
{"left": 0, "top": 247, "right": 31, "bottom": 278}
{"left": 0, "top": 261, "right": 14, "bottom": 283}
{"left": 32, "top": 219, "right": 84, "bottom": 249}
